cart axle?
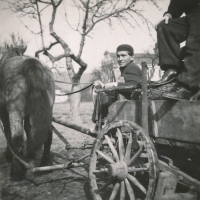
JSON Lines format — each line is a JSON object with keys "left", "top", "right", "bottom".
{"left": 106, "top": 161, "right": 128, "bottom": 181}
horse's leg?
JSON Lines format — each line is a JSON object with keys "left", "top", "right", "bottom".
{"left": 9, "top": 111, "right": 26, "bottom": 180}
{"left": 23, "top": 115, "right": 36, "bottom": 158}
{"left": 40, "top": 129, "right": 53, "bottom": 167}
{"left": 0, "top": 108, "right": 12, "bottom": 161}
{"left": 9, "top": 111, "right": 24, "bottom": 153}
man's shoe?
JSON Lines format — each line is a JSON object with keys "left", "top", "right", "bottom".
{"left": 162, "top": 86, "right": 194, "bottom": 100}
{"left": 150, "top": 69, "right": 177, "bottom": 86}
{"left": 89, "top": 125, "right": 98, "bottom": 135}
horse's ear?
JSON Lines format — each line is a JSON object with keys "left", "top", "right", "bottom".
{"left": 21, "top": 45, "right": 27, "bottom": 54}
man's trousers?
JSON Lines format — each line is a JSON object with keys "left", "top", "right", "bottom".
{"left": 157, "top": 7, "right": 200, "bottom": 88}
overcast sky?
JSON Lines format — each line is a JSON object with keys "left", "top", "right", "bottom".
{"left": 0, "top": 0, "right": 169, "bottom": 73}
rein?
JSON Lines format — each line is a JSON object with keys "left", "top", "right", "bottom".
{"left": 55, "top": 83, "right": 93, "bottom": 96}
{"left": 55, "top": 80, "right": 91, "bottom": 84}
{"left": 0, "top": 121, "right": 31, "bottom": 169}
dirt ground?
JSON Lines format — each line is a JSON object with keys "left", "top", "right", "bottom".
{"left": 0, "top": 102, "right": 96, "bottom": 200}
{"left": 1, "top": 101, "right": 200, "bottom": 200}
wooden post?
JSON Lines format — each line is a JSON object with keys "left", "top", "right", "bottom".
{"left": 141, "top": 62, "right": 148, "bottom": 133}
{"left": 154, "top": 171, "right": 197, "bottom": 200}
{"left": 154, "top": 171, "right": 177, "bottom": 200}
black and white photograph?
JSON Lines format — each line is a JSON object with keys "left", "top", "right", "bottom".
{"left": 0, "top": 0, "right": 200, "bottom": 199}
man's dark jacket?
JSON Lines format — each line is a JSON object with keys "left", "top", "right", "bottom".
{"left": 166, "top": 0, "right": 200, "bottom": 18}
{"left": 118, "top": 61, "right": 141, "bottom": 99}
{"left": 118, "top": 61, "right": 141, "bottom": 86}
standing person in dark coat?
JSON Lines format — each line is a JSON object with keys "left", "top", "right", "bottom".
{"left": 153, "top": 0, "right": 200, "bottom": 100}
{"left": 90, "top": 44, "right": 142, "bottom": 134}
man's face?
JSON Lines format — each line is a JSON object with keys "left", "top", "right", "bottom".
{"left": 117, "top": 51, "right": 133, "bottom": 67}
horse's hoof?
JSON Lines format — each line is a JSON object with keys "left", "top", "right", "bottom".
{"left": 26, "top": 169, "right": 35, "bottom": 181}
{"left": 5, "top": 148, "right": 13, "bottom": 162}
{"left": 40, "top": 155, "right": 53, "bottom": 167}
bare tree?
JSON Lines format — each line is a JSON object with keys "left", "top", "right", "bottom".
{"left": 142, "top": 42, "right": 159, "bottom": 80}
{"left": 91, "top": 58, "right": 117, "bottom": 86}
{"left": 3, "top": 0, "right": 157, "bottom": 122}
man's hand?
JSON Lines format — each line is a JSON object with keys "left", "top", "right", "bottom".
{"left": 93, "top": 80, "right": 118, "bottom": 92}
{"left": 93, "top": 80, "right": 105, "bottom": 89}
{"left": 155, "top": 13, "right": 172, "bottom": 30}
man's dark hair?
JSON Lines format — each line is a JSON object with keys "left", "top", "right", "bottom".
{"left": 116, "top": 44, "right": 134, "bottom": 56}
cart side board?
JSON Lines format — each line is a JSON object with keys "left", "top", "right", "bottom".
{"left": 108, "top": 100, "right": 200, "bottom": 144}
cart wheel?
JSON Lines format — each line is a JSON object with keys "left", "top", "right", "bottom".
{"left": 89, "top": 120, "right": 159, "bottom": 200}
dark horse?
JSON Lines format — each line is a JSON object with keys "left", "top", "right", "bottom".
{"left": 0, "top": 45, "right": 55, "bottom": 180}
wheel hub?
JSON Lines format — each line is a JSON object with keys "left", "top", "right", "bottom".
{"left": 106, "top": 161, "right": 128, "bottom": 180}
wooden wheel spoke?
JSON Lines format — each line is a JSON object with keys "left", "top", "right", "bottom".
{"left": 120, "top": 181, "right": 125, "bottom": 200}
{"left": 105, "top": 135, "right": 119, "bottom": 162}
{"left": 109, "top": 182, "right": 120, "bottom": 200}
{"left": 117, "top": 128, "right": 125, "bottom": 161}
{"left": 96, "top": 150, "right": 115, "bottom": 164}
{"left": 128, "top": 147, "right": 143, "bottom": 166}
{"left": 124, "top": 132, "right": 133, "bottom": 164}
{"left": 128, "top": 167, "right": 149, "bottom": 173}
{"left": 127, "top": 174, "right": 147, "bottom": 194}
{"left": 89, "top": 122, "right": 158, "bottom": 200}
{"left": 93, "top": 168, "right": 109, "bottom": 174}
{"left": 95, "top": 178, "right": 114, "bottom": 193}
{"left": 124, "top": 178, "right": 135, "bottom": 200}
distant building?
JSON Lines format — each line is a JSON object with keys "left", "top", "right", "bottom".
{"left": 101, "top": 51, "right": 163, "bottom": 81}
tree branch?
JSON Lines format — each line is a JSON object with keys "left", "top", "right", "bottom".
{"left": 35, "top": 41, "right": 58, "bottom": 57}
{"left": 35, "top": 0, "right": 45, "bottom": 48}
{"left": 78, "top": 0, "right": 90, "bottom": 58}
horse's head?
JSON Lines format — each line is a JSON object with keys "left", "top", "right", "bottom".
{"left": 14, "top": 45, "right": 27, "bottom": 56}
{"left": 0, "top": 45, "right": 27, "bottom": 64}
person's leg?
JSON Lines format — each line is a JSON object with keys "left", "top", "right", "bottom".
{"left": 152, "top": 17, "right": 188, "bottom": 86}
{"left": 91, "top": 95, "right": 98, "bottom": 123}
{"left": 177, "top": 8, "right": 200, "bottom": 88}
{"left": 157, "top": 17, "right": 187, "bottom": 71}
{"left": 163, "top": 9, "right": 200, "bottom": 100}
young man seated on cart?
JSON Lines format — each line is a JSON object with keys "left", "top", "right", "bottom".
{"left": 90, "top": 44, "right": 142, "bottom": 134}
{"left": 152, "top": 0, "right": 200, "bottom": 100}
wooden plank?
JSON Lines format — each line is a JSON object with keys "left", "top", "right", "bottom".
{"left": 159, "top": 193, "right": 197, "bottom": 200}
{"left": 52, "top": 125, "right": 71, "bottom": 147}
{"left": 108, "top": 101, "right": 140, "bottom": 124}
{"left": 52, "top": 116, "right": 95, "bottom": 137}
{"left": 149, "top": 100, "right": 200, "bottom": 143}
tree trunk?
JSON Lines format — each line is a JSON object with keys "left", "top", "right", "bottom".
{"left": 69, "top": 83, "right": 82, "bottom": 122}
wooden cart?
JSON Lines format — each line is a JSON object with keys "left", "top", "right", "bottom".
{"left": 88, "top": 63, "right": 200, "bottom": 200}
{"left": 26, "top": 63, "right": 200, "bottom": 200}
